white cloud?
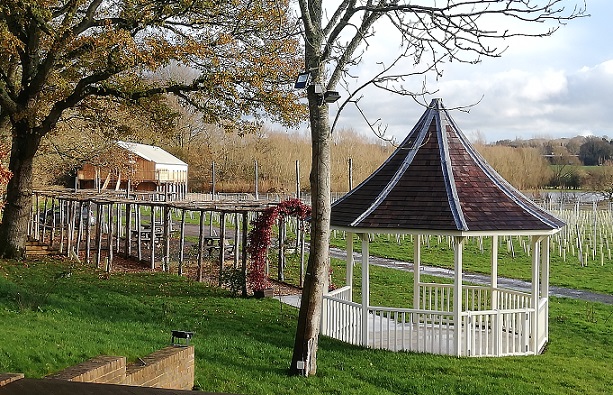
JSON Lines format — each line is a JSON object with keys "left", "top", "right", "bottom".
{"left": 331, "top": 56, "right": 613, "bottom": 143}
{"left": 299, "top": 1, "right": 613, "bottom": 144}
{"left": 519, "top": 71, "right": 568, "bottom": 101}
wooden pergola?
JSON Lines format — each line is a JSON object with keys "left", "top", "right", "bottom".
{"left": 27, "top": 189, "right": 283, "bottom": 295}
{"left": 322, "top": 99, "right": 565, "bottom": 357}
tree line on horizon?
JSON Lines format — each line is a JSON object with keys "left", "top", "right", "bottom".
{"left": 483, "top": 135, "right": 613, "bottom": 195}
{"left": 32, "top": 114, "right": 396, "bottom": 195}
{"left": 28, "top": 116, "right": 613, "bottom": 198}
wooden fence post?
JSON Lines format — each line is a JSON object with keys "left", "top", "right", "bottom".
{"left": 107, "top": 203, "right": 114, "bottom": 272}
{"left": 178, "top": 209, "right": 186, "bottom": 276}
{"left": 150, "top": 204, "right": 156, "bottom": 270}
{"left": 197, "top": 210, "right": 205, "bottom": 282}
{"left": 163, "top": 205, "right": 171, "bottom": 272}
{"left": 241, "top": 212, "right": 249, "bottom": 297}
{"left": 219, "top": 211, "right": 226, "bottom": 286}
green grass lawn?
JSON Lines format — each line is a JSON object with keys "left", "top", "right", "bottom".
{"left": 1, "top": 257, "right": 612, "bottom": 394}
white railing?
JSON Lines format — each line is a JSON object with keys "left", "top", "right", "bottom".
{"left": 368, "top": 306, "right": 455, "bottom": 354}
{"left": 419, "top": 284, "right": 494, "bottom": 312}
{"left": 419, "top": 283, "right": 454, "bottom": 312}
{"left": 322, "top": 294, "right": 362, "bottom": 346}
{"left": 419, "top": 283, "right": 532, "bottom": 313}
{"left": 322, "top": 284, "right": 538, "bottom": 357}
{"left": 497, "top": 288, "right": 531, "bottom": 310}
{"left": 465, "top": 286, "right": 492, "bottom": 311}
{"left": 462, "top": 309, "right": 533, "bottom": 357}
{"left": 327, "top": 285, "right": 352, "bottom": 301}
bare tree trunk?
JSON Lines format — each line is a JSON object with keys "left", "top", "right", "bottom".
{"left": 290, "top": 94, "right": 332, "bottom": 376}
{"left": 0, "top": 127, "right": 42, "bottom": 258}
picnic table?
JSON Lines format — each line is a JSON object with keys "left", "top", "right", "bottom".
{"left": 131, "top": 225, "right": 163, "bottom": 243}
{"left": 202, "top": 236, "right": 235, "bottom": 258}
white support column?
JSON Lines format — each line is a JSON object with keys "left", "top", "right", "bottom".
{"left": 491, "top": 235, "right": 499, "bottom": 307}
{"left": 346, "top": 232, "right": 354, "bottom": 290}
{"left": 540, "top": 236, "right": 550, "bottom": 346}
{"left": 491, "top": 235, "right": 501, "bottom": 356}
{"left": 413, "top": 234, "right": 421, "bottom": 310}
{"left": 453, "top": 236, "right": 465, "bottom": 357}
{"left": 361, "top": 234, "right": 370, "bottom": 348}
{"left": 540, "top": 237, "right": 550, "bottom": 301}
{"left": 530, "top": 236, "right": 542, "bottom": 354}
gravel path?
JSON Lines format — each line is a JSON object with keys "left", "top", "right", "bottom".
{"left": 329, "top": 247, "right": 613, "bottom": 305}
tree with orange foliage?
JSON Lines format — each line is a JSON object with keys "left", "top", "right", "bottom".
{"left": 0, "top": 0, "right": 304, "bottom": 257}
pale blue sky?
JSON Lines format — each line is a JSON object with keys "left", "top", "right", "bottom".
{"left": 327, "top": 0, "right": 612, "bottom": 143}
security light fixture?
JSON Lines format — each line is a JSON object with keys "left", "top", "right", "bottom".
{"left": 294, "top": 72, "right": 310, "bottom": 89}
{"left": 171, "top": 330, "right": 194, "bottom": 346}
{"left": 323, "top": 90, "right": 341, "bottom": 103}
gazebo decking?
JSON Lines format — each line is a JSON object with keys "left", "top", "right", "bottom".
{"left": 323, "top": 99, "right": 562, "bottom": 357}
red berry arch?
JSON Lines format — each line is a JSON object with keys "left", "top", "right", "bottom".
{"left": 247, "top": 198, "right": 311, "bottom": 292}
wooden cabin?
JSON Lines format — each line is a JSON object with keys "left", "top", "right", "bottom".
{"left": 77, "top": 141, "right": 188, "bottom": 200}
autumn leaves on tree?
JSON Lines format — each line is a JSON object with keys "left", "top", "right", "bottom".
{"left": 0, "top": 0, "right": 304, "bottom": 257}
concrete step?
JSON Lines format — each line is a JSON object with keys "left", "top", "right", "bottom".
{"left": 25, "top": 240, "right": 60, "bottom": 256}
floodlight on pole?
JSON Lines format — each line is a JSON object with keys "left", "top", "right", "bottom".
{"left": 294, "top": 72, "right": 310, "bottom": 89}
{"left": 323, "top": 90, "right": 341, "bottom": 103}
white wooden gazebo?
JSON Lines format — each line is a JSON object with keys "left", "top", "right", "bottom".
{"left": 321, "top": 99, "right": 565, "bottom": 357}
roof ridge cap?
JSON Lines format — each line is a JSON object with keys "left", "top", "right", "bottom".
{"left": 439, "top": 111, "right": 468, "bottom": 231}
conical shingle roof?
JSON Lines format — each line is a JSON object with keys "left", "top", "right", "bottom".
{"left": 330, "top": 99, "right": 564, "bottom": 233}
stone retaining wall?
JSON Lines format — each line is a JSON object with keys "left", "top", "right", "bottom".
{"left": 45, "top": 346, "right": 194, "bottom": 390}
{"left": 0, "top": 373, "right": 23, "bottom": 387}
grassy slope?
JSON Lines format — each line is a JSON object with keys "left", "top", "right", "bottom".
{"left": 1, "top": 258, "right": 612, "bottom": 394}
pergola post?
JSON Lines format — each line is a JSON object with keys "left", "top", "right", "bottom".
{"left": 178, "top": 209, "right": 186, "bottom": 276}
{"left": 361, "top": 233, "right": 370, "bottom": 348}
{"left": 150, "top": 204, "right": 156, "bottom": 270}
{"left": 453, "top": 236, "right": 465, "bottom": 357}
{"left": 197, "top": 210, "right": 205, "bottom": 282}
{"left": 413, "top": 234, "right": 421, "bottom": 310}
{"left": 233, "top": 213, "right": 240, "bottom": 269}
{"left": 530, "top": 235, "right": 542, "bottom": 354}
{"left": 219, "top": 211, "right": 226, "bottom": 286}
{"left": 125, "top": 203, "right": 132, "bottom": 258}
{"left": 346, "top": 232, "right": 354, "bottom": 289}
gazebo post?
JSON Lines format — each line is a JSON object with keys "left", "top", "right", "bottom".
{"left": 345, "top": 232, "right": 354, "bottom": 289}
{"left": 530, "top": 236, "right": 539, "bottom": 354}
{"left": 530, "top": 235, "right": 543, "bottom": 354}
{"left": 361, "top": 233, "right": 370, "bottom": 348}
{"left": 540, "top": 236, "right": 550, "bottom": 349}
{"left": 453, "top": 236, "right": 465, "bottom": 357}
{"left": 491, "top": 235, "right": 500, "bottom": 355}
{"left": 490, "top": 235, "right": 499, "bottom": 300}
{"left": 413, "top": 234, "right": 421, "bottom": 310}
